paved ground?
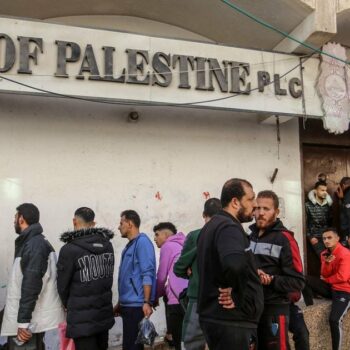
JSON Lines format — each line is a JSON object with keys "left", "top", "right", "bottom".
{"left": 110, "top": 300, "right": 350, "bottom": 350}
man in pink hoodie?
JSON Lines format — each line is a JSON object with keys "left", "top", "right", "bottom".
{"left": 154, "top": 222, "right": 188, "bottom": 350}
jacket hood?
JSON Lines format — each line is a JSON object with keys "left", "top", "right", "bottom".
{"left": 60, "top": 227, "right": 114, "bottom": 243}
{"left": 249, "top": 218, "right": 291, "bottom": 237}
{"left": 165, "top": 232, "right": 186, "bottom": 246}
{"left": 308, "top": 189, "right": 333, "bottom": 206}
{"left": 15, "top": 223, "right": 44, "bottom": 253}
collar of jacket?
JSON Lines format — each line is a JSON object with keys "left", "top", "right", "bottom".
{"left": 308, "top": 189, "right": 333, "bottom": 207}
{"left": 60, "top": 227, "right": 114, "bottom": 243}
{"left": 15, "top": 223, "right": 43, "bottom": 252}
{"left": 218, "top": 210, "right": 244, "bottom": 228}
{"left": 249, "top": 218, "right": 290, "bottom": 238}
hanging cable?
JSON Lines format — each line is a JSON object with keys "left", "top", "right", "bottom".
{"left": 221, "top": 0, "right": 350, "bottom": 65}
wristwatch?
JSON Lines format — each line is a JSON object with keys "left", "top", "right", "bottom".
{"left": 144, "top": 300, "right": 152, "bottom": 306}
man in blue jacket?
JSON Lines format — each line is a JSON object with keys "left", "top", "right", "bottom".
{"left": 114, "top": 210, "right": 156, "bottom": 350}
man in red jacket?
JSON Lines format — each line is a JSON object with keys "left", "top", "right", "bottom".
{"left": 304, "top": 228, "right": 350, "bottom": 350}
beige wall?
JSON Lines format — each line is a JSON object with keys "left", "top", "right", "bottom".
{"left": 0, "top": 91, "right": 303, "bottom": 345}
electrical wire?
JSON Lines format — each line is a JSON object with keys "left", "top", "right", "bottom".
{"left": 221, "top": 0, "right": 350, "bottom": 65}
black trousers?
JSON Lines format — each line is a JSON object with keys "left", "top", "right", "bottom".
{"left": 288, "top": 303, "right": 309, "bottom": 350}
{"left": 8, "top": 333, "right": 44, "bottom": 350}
{"left": 304, "top": 276, "right": 350, "bottom": 350}
{"left": 74, "top": 330, "right": 109, "bottom": 350}
{"left": 257, "top": 307, "right": 290, "bottom": 350}
{"left": 121, "top": 306, "right": 144, "bottom": 350}
{"left": 200, "top": 320, "right": 257, "bottom": 350}
{"left": 166, "top": 304, "right": 184, "bottom": 350}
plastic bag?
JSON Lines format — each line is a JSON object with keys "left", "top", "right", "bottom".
{"left": 58, "top": 322, "right": 75, "bottom": 350}
{"left": 135, "top": 317, "right": 158, "bottom": 346}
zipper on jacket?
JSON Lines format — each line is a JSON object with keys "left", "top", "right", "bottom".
{"left": 130, "top": 278, "right": 138, "bottom": 296}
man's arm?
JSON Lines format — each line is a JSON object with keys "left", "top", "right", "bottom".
{"left": 137, "top": 238, "right": 156, "bottom": 317}
{"left": 271, "top": 234, "right": 305, "bottom": 293}
{"left": 173, "top": 231, "right": 197, "bottom": 279}
{"left": 18, "top": 241, "right": 49, "bottom": 328}
{"left": 57, "top": 245, "right": 75, "bottom": 308}
{"left": 217, "top": 224, "right": 248, "bottom": 308}
{"left": 323, "top": 256, "right": 350, "bottom": 285}
{"left": 156, "top": 245, "right": 171, "bottom": 299}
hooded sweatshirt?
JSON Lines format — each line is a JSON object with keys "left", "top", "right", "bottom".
{"left": 156, "top": 233, "right": 188, "bottom": 305}
{"left": 57, "top": 227, "right": 115, "bottom": 339}
{"left": 305, "top": 189, "right": 333, "bottom": 238}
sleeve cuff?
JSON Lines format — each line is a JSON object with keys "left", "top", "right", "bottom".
{"left": 142, "top": 276, "right": 153, "bottom": 285}
{"left": 18, "top": 323, "right": 30, "bottom": 329}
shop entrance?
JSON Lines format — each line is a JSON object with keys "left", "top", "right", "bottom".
{"left": 300, "top": 119, "right": 350, "bottom": 275}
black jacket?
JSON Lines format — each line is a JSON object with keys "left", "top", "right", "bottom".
{"left": 249, "top": 219, "right": 305, "bottom": 307}
{"left": 57, "top": 227, "right": 115, "bottom": 339}
{"left": 197, "top": 211, "right": 263, "bottom": 327}
{"left": 305, "top": 191, "right": 332, "bottom": 239}
{"left": 15, "top": 223, "right": 55, "bottom": 324}
{"left": 340, "top": 187, "right": 350, "bottom": 238}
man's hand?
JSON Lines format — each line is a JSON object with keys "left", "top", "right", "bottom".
{"left": 187, "top": 267, "right": 192, "bottom": 277}
{"left": 325, "top": 255, "right": 335, "bottom": 264}
{"left": 113, "top": 302, "right": 121, "bottom": 317}
{"left": 310, "top": 237, "right": 319, "bottom": 245}
{"left": 336, "top": 186, "right": 344, "bottom": 199}
{"left": 17, "top": 328, "right": 32, "bottom": 343}
{"left": 257, "top": 269, "right": 273, "bottom": 285}
{"left": 143, "top": 303, "right": 153, "bottom": 318}
{"left": 218, "top": 287, "right": 235, "bottom": 309}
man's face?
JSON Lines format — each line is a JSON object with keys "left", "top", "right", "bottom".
{"left": 153, "top": 229, "right": 170, "bottom": 248}
{"left": 237, "top": 185, "right": 256, "bottom": 223}
{"left": 315, "top": 185, "right": 328, "bottom": 201}
{"left": 118, "top": 216, "right": 131, "bottom": 238}
{"left": 323, "top": 231, "right": 339, "bottom": 249}
{"left": 14, "top": 212, "right": 21, "bottom": 234}
{"left": 254, "top": 197, "right": 279, "bottom": 230}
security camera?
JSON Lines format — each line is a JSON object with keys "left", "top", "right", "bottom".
{"left": 128, "top": 111, "right": 139, "bottom": 123}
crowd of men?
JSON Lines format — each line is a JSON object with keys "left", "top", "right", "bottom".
{"left": 0, "top": 176, "right": 349, "bottom": 350}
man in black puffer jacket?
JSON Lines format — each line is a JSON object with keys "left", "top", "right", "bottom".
{"left": 57, "top": 207, "right": 115, "bottom": 350}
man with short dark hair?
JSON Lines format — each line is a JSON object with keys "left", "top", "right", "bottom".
{"left": 57, "top": 207, "right": 115, "bottom": 350}
{"left": 306, "top": 181, "right": 333, "bottom": 257}
{"left": 174, "top": 198, "right": 222, "bottom": 350}
{"left": 153, "top": 222, "right": 188, "bottom": 350}
{"left": 197, "top": 179, "right": 263, "bottom": 349}
{"left": 115, "top": 210, "right": 156, "bottom": 350}
{"left": 248, "top": 190, "right": 305, "bottom": 350}
{"left": 304, "top": 228, "right": 350, "bottom": 350}
{"left": 1, "top": 203, "right": 64, "bottom": 349}
{"left": 338, "top": 177, "right": 350, "bottom": 246}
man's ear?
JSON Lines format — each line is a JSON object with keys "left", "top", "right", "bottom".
{"left": 276, "top": 208, "right": 280, "bottom": 217}
{"left": 91, "top": 221, "right": 96, "bottom": 228}
{"left": 230, "top": 197, "right": 240, "bottom": 210}
{"left": 18, "top": 215, "right": 26, "bottom": 226}
{"left": 73, "top": 217, "right": 77, "bottom": 228}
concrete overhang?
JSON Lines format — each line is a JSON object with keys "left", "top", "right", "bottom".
{"left": 0, "top": 0, "right": 314, "bottom": 50}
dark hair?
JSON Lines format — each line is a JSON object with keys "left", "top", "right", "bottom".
{"left": 121, "top": 210, "right": 141, "bottom": 228}
{"left": 314, "top": 181, "right": 327, "bottom": 189}
{"left": 153, "top": 222, "right": 177, "bottom": 235}
{"left": 340, "top": 177, "right": 350, "bottom": 187}
{"left": 74, "top": 207, "right": 95, "bottom": 223}
{"left": 203, "top": 198, "right": 222, "bottom": 218}
{"left": 322, "top": 227, "right": 339, "bottom": 236}
{"left": 257, "top": 190, "right": 279, "bottom": 209}
{"left": 16, "top": 203, "right": 40, "bottom": 225}
{"left": 220, "top": 178, "right": 252, "bottom": 208}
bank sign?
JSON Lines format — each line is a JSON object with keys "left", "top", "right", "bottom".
{"left": 0, "top": 17, "right": 322, "bottom": 117}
